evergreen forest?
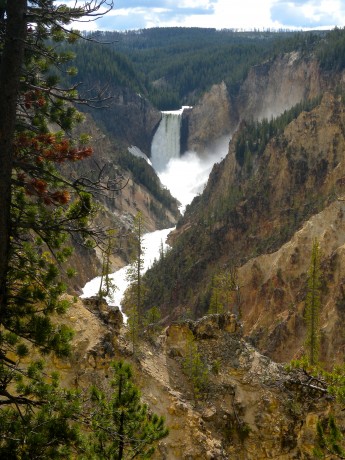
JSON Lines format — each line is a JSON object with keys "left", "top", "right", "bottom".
{"left": 66, "top": 27, "right": 335, "bottom": 110}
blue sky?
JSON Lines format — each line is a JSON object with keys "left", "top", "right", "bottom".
{"left": 68, "top": 0, "right": 345, "bottom": 31}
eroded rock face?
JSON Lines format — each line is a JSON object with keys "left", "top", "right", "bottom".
{"left": 140, "top": 314, "right": 336, "bottom": 459}
{"left": 183, "top": 52, "right": 328, "bottom": 155}
{"left": 166, "top": 92, "right": 345, "bottom": 366}
{"left": 49, "top": 297, "right": 122, "bottom": 388}
{"left": 184, "top": 82, "right": 234, "bottom": 153}
{"left": 237, "top": 52, "right": 323, "bottom": 121}
{"left": 90, "top": 87, "right": 162, "bottom": 157}
{"left": 82, "top": 296, "right": 123, "bottom": 332}
{"left": 46, "top": 302, "right": 342, "bottom": 459}
{"left": 238, "top": 199, "right": 345, "bottom": 365}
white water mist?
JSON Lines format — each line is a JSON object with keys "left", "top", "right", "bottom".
{"left": 158, "top": 135, "right": 230, "bottom": 212}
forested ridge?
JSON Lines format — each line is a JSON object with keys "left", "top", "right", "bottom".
{"left": 66, "top": 27, "right": 336, "bottom": 110}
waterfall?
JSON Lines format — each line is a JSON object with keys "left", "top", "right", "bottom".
{"left": 151, "top": 110, "right": 182, "bottom": 172}
{"left": 81, "top": 105, "right": 230, "bottom": 321}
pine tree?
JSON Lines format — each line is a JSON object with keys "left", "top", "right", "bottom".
{"left": 183, "top": 335, "right": 209, "bottom": 402}
{"left": 89, "top": 361, "right": 168, "bottom": 459}
{"left": 0, "top": 1, "right": 115, "bottom": 455}
{"left": 208, "top": 268, "right": 238, "bottom": 315}
{"left": 125, "top": 212, "right": 146, "bottom": 352}
{"left": 305, "top": 239, "right": 322, "bottom": 366}
{"left": 98, "top": 229, "right": 118, "bottom": 302}
{"left": 314, "top": 415, "right": 345, "bottom": 459}
{"left": 208, "top": 274, "right": 225, "bottom": 314}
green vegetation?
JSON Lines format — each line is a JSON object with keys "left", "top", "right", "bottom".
{"left": 183, "top": 335, "right": 209, "bottom": 402}
{"left": 143, "top": 306, "right": 162, "bottom": 339}
{"left": 314, "top": 414, "right": 345, "bottom": 459}
{"left": 286, "top": 359, "right": 345, "bottom": 458}
{"left": 124, "top": 212, "right": 147, "bottom": 352}
{"left": 98, "top": 229, "right": 118, "bottom": 302}
{"left": 208, "top": 269, "right": 238, "bottom": 315}
{"left": 68, "top": 40, "right": 145, "bottom": 95}
{"left": 89, "top": 361, "right": 168, "bottom": 459}
{"left": 305, "top": 240, "right": 322, "bottom": 366}
{"left": 316, "top": 27, "right": 345, "bottom": 72}
{"left": 116, "top": 151, "right": 178, "bottom": 214}
{"left": 0, "top": 0, "right": 103, "bottom": 432}
{"left": 67, "top": 27, "right": 331, "bottom": 110}
{"left": 0, "top": 2, "right": 169, "bottom": 458}
{"left": 0, "top": 365, "right": 82, "bottom": 458}
{"left": 235, "top": 95, "right": 322, "bottom": 167}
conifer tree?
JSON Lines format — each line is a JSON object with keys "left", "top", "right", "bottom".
{"left": 89, "top": 361, "right": 168, "bottom": 459}
{"left": 0, "top": 0, "right": 115, "bottom": 454}
{"left": 305, "top": 239, "right": 322, "bottom": 365}
{"left": 98, "top": 229, "right": 118, "bottom": 302}
{"left": 125, "top": 212, "right": 146, "bottom": 352}
{"left": 314, "top": 415, "right": 345, "bottom": 459}
{"left": 183, "top": 335, "right": 209, "bottom": 402}
{"left": 208, "top": 268, "right": 238, "bottom": 315}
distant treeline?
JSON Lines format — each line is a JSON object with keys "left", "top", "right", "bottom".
{"left": 60, "top": 27, "right": 345, "bottom": 111}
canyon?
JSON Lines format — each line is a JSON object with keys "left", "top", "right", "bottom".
{"left": 56, "top": 35, "right": 345, "bottom": 458}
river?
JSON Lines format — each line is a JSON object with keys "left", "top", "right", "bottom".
{"left": 81, "top": 109, "right": 229, "bottom": 320}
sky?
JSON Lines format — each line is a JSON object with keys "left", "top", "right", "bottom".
{"left": 69, "top": 0, "right": 345, "bottom": 32}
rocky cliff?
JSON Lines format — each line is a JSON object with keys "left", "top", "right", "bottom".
{"left": 183, "top": 51, "right": 341, "bottom": 155}
{"left": 54, "top": 302, "right": 339, "bottom": 459}
{"left": 236, "top": 51, "right": 324, "bottom": 122}
{"left": 83, "top": 86, "right": 162, "bottom": 158}
{"left": 183, "top": 82, "right": 234, "bottom": 153}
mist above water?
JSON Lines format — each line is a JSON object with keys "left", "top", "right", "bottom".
{"left": 158, "top": 135, "right": 230, "bottom": 212}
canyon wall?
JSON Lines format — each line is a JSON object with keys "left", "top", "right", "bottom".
{"left": 183, "top": 51, "right": 336, "bottom": 154}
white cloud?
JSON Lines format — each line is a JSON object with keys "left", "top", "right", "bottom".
{"left": 271, "top": 0, "right": 345, "bottom": 28}
{"left": 58, "top": 0, "right": 345, "bottom": 31}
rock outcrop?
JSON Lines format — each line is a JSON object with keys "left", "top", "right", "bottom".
{"left": 84, "top": 87, "right": 161, "bottom": 157}
{"left": 52, "top": 303, "right": 339, "bottom": 459}
{"left": 237, "top": 52, "right": 323, "bottom": 121}
{"left": 183, "top": 82, "right": 234, "bottom": 153}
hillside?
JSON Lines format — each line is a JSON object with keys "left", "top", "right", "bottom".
{"left": 65, "top": 26, "right": 345, "bottom": 367}
{"left": 52, "top": 298, "right": 339, "bottom": 459}
{"left": 65, "top": 26, "right": 345, "bottom": 371}
{"left": 142, "top": 45, "right": 345, "bottom": 367}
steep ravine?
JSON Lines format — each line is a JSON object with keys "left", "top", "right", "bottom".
{"left": 61, "top": 111, "right": 180, "bottom": 290}
{"left": 52, "top": 47, "right": 345, "bottom": 459}
{"left": 144, "top": 91, "right": 345, "bottom": 365}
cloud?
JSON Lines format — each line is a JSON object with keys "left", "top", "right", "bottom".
{"left": 114, "top": 0, "right": 172, "bottom": 7}
{"left": 270, "top": 0, "right": 345, "bottom": 28}
{"left": 113, "top": 0, "right": 215, "bottom": 13}
{"left": 60, "top": 0, "right": 344, "bottom": 31}
{"left": 96, "top": 0, "right": 216, "bottom": 30}
{"left": 96, "top": 12, "right": 147, "bottom": 31}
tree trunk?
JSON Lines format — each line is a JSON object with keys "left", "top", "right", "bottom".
{"left": 0, "top": 1, "right": 27, "bottom": 311}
